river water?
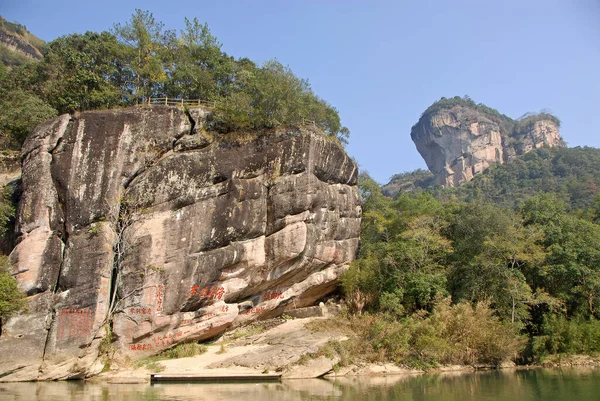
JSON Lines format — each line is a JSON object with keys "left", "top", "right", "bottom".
{"left": 0, "top": 368, "right": 599, "bottom": 401}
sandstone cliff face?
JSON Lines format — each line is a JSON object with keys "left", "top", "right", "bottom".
{"left": 411, "top": 106, "right": 562, "bottom": 188}
{"left": 0, "top": 106, "right": 361, "bottom": 381}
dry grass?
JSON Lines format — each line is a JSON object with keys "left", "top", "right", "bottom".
{"left": 302, "top": 301, "right": 526, "bottom": 370}
{"left": 134, "top": 342, "right": 207, "bottom": 370}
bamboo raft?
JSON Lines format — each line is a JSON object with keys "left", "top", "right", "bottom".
{"left": 150, "top": 373, "right": 282, "bottom": 383}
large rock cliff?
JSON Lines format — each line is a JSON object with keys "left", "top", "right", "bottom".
{"left": 0, "top": 106, "right": 361, "bottom": 381}
{"left": 410, "top": 99, "right": 563, "bottom": 188}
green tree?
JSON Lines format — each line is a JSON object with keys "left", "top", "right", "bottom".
{"left": 344, "top": 181, "right": 452, "bottom": 314}
{"left": 42, "top": 31, "right": 125, "bottom": 113}
{"left": 210, "top": 59, "right": 349, "bottom": 142}
{"left": 544, "top": 215, "right": 600, "bottom": 318}
{"left": 342, "top": 173, "right": 395, "bottom": 312}
{"left": 113, "top": 9, "right": 169, "bottom": 103}
{"left": 0, "top": 256, "right": 25, "bottom": 321}
{"left": 167, "top": 17, "right": 234, "bottom": 100}
{"left": 0, "top": 89, "right": 57, "bottom": 147}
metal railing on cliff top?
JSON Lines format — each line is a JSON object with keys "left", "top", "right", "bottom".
{"left": 147, "top": 97, "right": 216, "bottom": 108}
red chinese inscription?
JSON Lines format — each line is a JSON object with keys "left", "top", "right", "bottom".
{"left": 243, "top": 306, "right": 266, "bottom": 315}
{"left": 156, "top": 284, "right": 164, "bottom": 313}
{"left": 263, "top": 290, "right": 284, "bottom": 301}
{"left": 150, "top": 330, "right": 186, "bottom": 348}
{"left": 129, "top": 307, "right": 152, "bottom": 315}
{"left": 180, "top": 312, "right": 215, "bottom": 327}
{"left": 57, "top": 308, "right": 93, "bottom": 340}
{"left": 129, "top": 343, "right": 154, "bottom": 351}
{"left": 190, "top": 285, "right": 225, "bottom": 300}
{"left": 131, "top": 330, "right": 188, "bottom": 351}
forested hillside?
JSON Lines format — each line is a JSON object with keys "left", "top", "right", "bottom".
{"left": 348, "top": 145, "right": 600, "bottom": 367}
{"left": 444, "top": 146, "right": 600, "bottom": 212}
{"left": 342, "top": 171, "right": 600, "bottom": 367}
{"left": 381, "top": 169, "right": 434, "bottom": 196}
{"left": 386, "top": 146, "right": 600, "bottom": 214}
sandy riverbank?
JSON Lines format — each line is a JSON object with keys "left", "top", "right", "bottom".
{"left": 92, "top": 315, "right": 600, "bottom": 384}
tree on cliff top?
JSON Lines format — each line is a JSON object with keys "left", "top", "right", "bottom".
{"left": 166, "top": 17, "right": 234, "bottom": 100}
{"left": 112, "top": 9, "right": 173, "bottom": 104}
{"left": 0, "top": 89, "right": 56, "bottom": 148}
{"left": 42, "top": 31, "right": 126, "bottom": 113}
{"left": 0, "top": 11, "right": 350, "bottom": 148}
{"left": 209, "top": 59, "right": 349, "bottom": 143}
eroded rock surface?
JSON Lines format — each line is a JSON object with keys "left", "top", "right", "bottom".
{"left": 410, "top": 105, "right": 562, "bottom": 188}
{"left": 0, "top": 106, "right": 360, "bottom": 381}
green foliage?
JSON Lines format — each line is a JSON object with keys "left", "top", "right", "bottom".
{"left": 434, "top": 95, "right": 560, "bottom": 129}
{"left": 441, "top": 147, "right": 600, "bottom": 211}
{"left": 42, "top": 31, "right": 126, "bottom": 113}
{"left": 88, "top": 222, "right": 103, "bottom": 237}
{"left": 0, "top": 16, "right": 44, "bottom": 51}
{"left": 344, "top": 173, "right": 451, "bottom": 314}
{"left": 349, "top": 167, "right": 600, "bottom": 365}
{"left": 144, "top": 361, "right": 165, "bottom": 372}
{"left": 209, "top": 59, "right": 348, "bottom": 142}
{"left": 543, "top": 214, "right": 600, "bottom": 318}
{"left": 230, "top": 323, "right": 267, "bottom": 340}
{"left": 382, "top": 169, "right": 434, "bottom": 197}
{"left": 166, "top": 17, "right": 234, "bottom": 100}
{"left": 0, "top": 17, "right": 29, "bottom": 37}
{"left": 0, "top": 16, "right": 45, "bottom": 68}
{"left": 516, "top": 111, "right": 561, "bottom": 129}
{"left": 0, "top": 11, "right": 349, "bottom": 149}
{"left": 158, "top": 342, "right": 207, "bottom": 359}
{"left": 0, "top": 44, "right": 33, "bottom": 67}
{"left": 112, "top": 9, "right": 172, "bottom": 103}
{"left": 0, "top": 89, "right": 57, "bottom": 147}
{"left": 532, "top": 315, "right": 600, "bottom": 359}
{"left": 0, "top": 183, "right": 16, "bottom": 237}
{"left": 0, "top": 255, "right": 25, "bottom": 318}
{"left": 135, "top": 341, "right": 207, "bottom": 370}
{"left": 415, "top": 95, "right": 515, "bottom": 133}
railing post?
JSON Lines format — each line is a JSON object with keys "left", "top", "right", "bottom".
{"left": 165, "top": 97, "right": 168, "bottom": 106}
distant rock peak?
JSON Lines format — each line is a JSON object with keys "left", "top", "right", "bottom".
{"left": 410, "top": 97, "right": 563, "bottom": 188}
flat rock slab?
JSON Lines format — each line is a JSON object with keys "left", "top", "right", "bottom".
{"left": 283, "top": 355, "right": 338, "bottom": 379}
{"left": 209, "top": 318, "right": 346, "bottom": 371}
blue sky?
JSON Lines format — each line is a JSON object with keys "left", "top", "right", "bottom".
{"left": 2, "top": 0, "right": 599, "bottom": 184}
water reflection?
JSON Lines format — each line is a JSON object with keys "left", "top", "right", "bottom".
{"left": 0, "top": 368, "right": 599, "bottom": 401}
